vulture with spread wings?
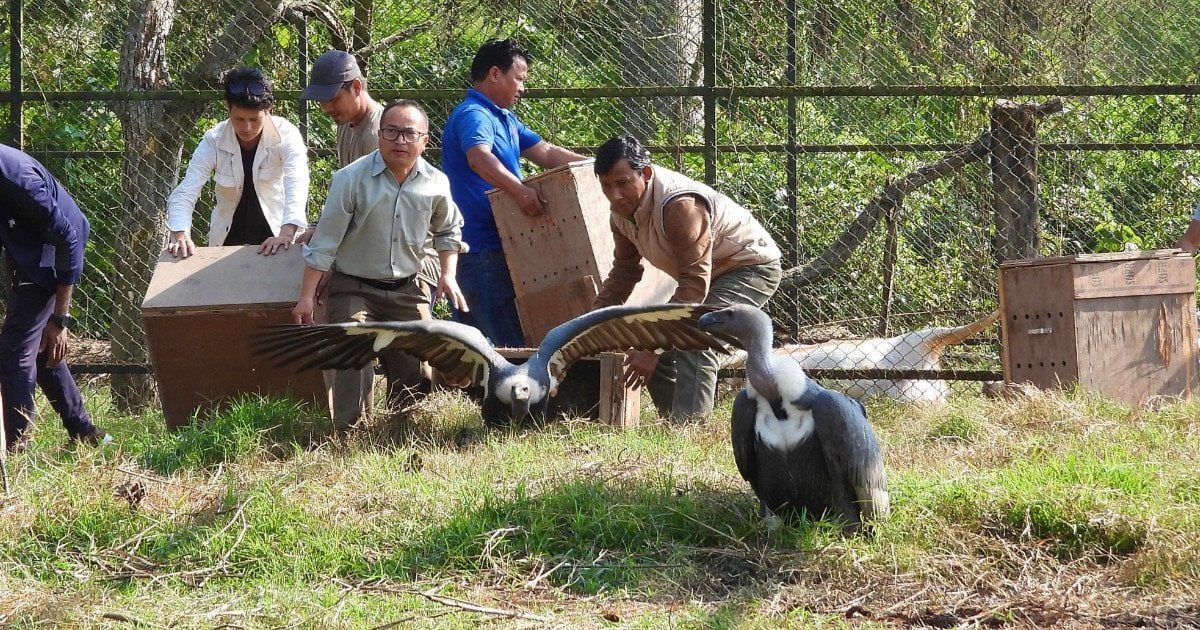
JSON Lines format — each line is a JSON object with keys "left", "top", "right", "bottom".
{"left": 253, "top": 303, "right": 737, "bottom": 425}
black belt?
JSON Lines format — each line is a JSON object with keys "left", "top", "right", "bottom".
{"left": 343, "top": 272, "right": 415, "bottom": 291}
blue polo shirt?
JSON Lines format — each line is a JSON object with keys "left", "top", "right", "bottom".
{"left": 0, "top": 145, "right": 89, "bottom": 291}
{"left": 441, "top": 88, "right": 542, "bottom": 252}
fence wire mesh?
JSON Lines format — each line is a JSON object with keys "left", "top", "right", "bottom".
{"left": 3, "top": 0, "right": 1200, "bottom": 405}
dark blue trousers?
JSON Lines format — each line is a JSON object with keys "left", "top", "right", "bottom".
{"left": 1, "top": 273, "right": 96, "bottom": 449}
{"left": 450, "top": 249, "right": 527, "bottom": 348}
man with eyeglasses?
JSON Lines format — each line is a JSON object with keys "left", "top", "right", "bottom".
{"left": 300, "top": 50, "right": 442, "bottom": 301}
{"left": 442, "top": 39, "right": 586, "bottom": 348}
{"left": 165, "top": 66, "right": 309, "bottom": 258}
{"left": 295, "top": 99, "right": 468, "bottom": 430}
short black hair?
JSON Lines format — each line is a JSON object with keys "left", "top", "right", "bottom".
{"left": 594, "top": 133, "right": 652, "bottom": 175}
{"left": 470, "top": 39, "right": 531, "bottom": 83}
{"left": 223, "top": 66, "right": 274, "bottom": 111}
{"left": 381, "top": 98, "right": 429, "bottom": 129}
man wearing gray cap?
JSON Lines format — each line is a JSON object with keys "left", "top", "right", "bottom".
{"left": 301, "top": 51, "right": 441, "bottom": 291}
{"left": 300, "top": 50, "right": 384, "bottom": 169}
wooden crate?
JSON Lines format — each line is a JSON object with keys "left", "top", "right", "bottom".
{"left": 999, "top": 249, "right": 1198, "bottom": 405}
{"left": 488, "top": 159, "right": 676, "bottom": 346}
{"left": 141, "top": 246, "right": 329, "bottom": 429}
{"left": 497, "top": 349, "right": 639, "bottom": 428}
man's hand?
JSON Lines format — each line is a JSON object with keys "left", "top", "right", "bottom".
{"left": 514, "top": 184, "right": 546, "bottom": 217}
{"left": 293, "top": 296, "right": 316, "bottom": 324}
{"left": 623, "top": 349, "right": 659, "bottom": 389}
{"left": 295, "top": 228, "right": 315, "bottom": 245}
{"left": 436, "top": 276, "right": 469, "bottom": 313}
{"left": 40, "top": 320, "right": 69, "bottom": 367}
{"left": 258, "top": 235, "right": 293, "bottom": 256}
{"left": 165, "top": 231, "right": 195, "bottom": 258}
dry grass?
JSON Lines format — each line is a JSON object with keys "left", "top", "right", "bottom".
{"left": 1, "top": 385, "right": 1198, "bottom": 627}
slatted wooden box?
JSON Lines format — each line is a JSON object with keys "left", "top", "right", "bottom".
{"left": 488, "top": 159, "right": 676, "bottom": 346}
{"left": 998, "top": 250, "right": 1198, "bottom": 405}
{"left": 141, "top": 246, "right": 329, "bottom": 429}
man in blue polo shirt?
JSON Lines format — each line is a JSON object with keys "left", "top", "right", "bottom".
{"left": 0, "top": 145, "right": 109, "bottom": 452}
{"left": 442, "top": 38, "right": 585, "bottom": 347}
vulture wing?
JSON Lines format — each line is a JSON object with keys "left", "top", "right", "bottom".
{"left": 252, "top": 320, "right": 508, "bottom": 386}
{"left": 810, "top": 388, "right": 891, "bottom": 521}
{"left": 729, "top": 388, "right": 760, "bottom": 487}
{"left": 539, "top": 303, "right": 740, "bottom": 386}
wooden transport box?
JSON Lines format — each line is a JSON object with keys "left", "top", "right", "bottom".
{"left": 999, "top": 249, "right": 1198, "bottom": 405}
{"left": 497, "top": 349, "right": 639, "bottom": 428}
{"left": 141, "top": 246, "right": 329, "bottom": 429}
{"left": 488, "top": 159, "right": 677, "bottom": 346}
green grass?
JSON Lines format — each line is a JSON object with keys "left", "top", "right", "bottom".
{"left": 2, "top": 385, "right": 1199, "bottom": 627}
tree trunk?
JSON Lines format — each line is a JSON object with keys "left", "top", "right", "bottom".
{"left": 990, "top": 99, "right": 1041, "bottom": 263}
{"left": 618, "top": 0, "right": 702, "bottom": 141}
{"left": 110, "top": 0, "right": 180, "bottom": 410}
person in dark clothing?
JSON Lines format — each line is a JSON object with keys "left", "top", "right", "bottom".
{"left": 0, "top": 144, "right": 109, "bottom": 452}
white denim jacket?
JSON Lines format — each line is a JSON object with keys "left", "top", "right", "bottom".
{"left": 167, "top": 115, "right": 309, "bottom": 245}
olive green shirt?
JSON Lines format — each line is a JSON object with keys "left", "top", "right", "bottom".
{"left": 336, "top": 100, "right": 383, "bottom": 168}
{"left": 303, "top": 152, "right": 466, "bottom": 280}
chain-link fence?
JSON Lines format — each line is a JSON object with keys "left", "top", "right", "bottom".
{"left": 3, "top": 0, "right": 1199, "bottom": 405}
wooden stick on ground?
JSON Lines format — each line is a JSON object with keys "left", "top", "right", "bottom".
{"left": 415, "top": 588, "right": 551, "bottom": 622}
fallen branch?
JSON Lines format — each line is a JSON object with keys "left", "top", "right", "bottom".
{"left": 99, "top": 611, "right": 162, "bottom": 628}
{"left": 780, "top": 136, "right": 989, "bottom": 291}
{"left": 415, "top": 588, "right": 551, "bottom": 622}
{"left": 779, "top": 98, "right": 1064, "bottom": 291}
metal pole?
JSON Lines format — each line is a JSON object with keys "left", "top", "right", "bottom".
{"left": 297, "top": 19, "right": 310, "bottom": 145}
{"left": 786, "top": 0, "right": 799, "bottom": 333}
{"left": 702, "top": 0, "right": 716, "bottom": 184}
{"left": 9, "top": 0, "right": 23, "bottom": 148}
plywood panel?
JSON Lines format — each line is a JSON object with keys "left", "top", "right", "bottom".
{"left": 599, "top": 352, "right": 639, "bottom": 428}
{"left": 1075, "top": 294, "right": 1198, "bottom": 403}
{"left": 999, "top": 250, "right": 1198, "bottom": 405}
{"left": 143, "top": 245, "right": 308, "bottom": 311}
{"left": 143, "top": 309, "right": 328, "bottom": 429}
{"left": 514, "top": 276, "right": 599, "bottom": 346}
{"left": 1072, "top": 250, "right": 1194, "bottom": 299}
{"left": 1000, "top": 261, "right": 1079, "bottom": 388}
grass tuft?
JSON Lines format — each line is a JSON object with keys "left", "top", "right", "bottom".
{"left": 136, "top": 395, "right": 324, "bottom": 473}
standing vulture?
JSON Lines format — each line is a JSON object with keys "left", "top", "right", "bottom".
{"left": 698, "top": 304, "right": 889, "bottom": 534}
{"left": 253, "top": 303, "right": 737, "bottom": 425}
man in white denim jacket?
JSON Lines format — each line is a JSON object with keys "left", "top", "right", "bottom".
{"left": 165, "top": 67, "right": 309, "bottom": 258}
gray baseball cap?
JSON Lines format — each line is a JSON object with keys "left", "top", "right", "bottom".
{"left": 301, "top": 50, "right": 362, "bottom": 101}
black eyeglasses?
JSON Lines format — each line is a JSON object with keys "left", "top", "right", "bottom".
{"left": 225, "top": 80, "right": 269, "bottom": 97}
{"left": 380, "top": 127, "right": 427, "bottom": 143}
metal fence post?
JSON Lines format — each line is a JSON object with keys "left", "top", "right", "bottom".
{"left": 8, "top": 0, "right": 22, "bottom": 149}
{"left": 702, "top": 0, "right": 715, "bottom": 185}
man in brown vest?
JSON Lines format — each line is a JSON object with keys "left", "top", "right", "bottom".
{"left": 592, "top": 133, "right": 783, "bottom": 422}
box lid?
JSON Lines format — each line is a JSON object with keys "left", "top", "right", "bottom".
{"left": 485, "top": 158, "right": 596, "bottom": 201}
{"left": 142, "top": 245, "right": 306, "bottom": 311}
{"left": 998, "top": 249, "right": 1188, "bottom": 269}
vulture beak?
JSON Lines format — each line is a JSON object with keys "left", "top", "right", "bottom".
{"left": 697, "top": 310, "right": 726, "bottom": 330}
{"left": 510, "top": 383, "right": 531, "bottom": 417}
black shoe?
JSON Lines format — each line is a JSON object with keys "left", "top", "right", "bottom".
{"left": 75, "top": 427, "right": 113, "bottom": 447}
